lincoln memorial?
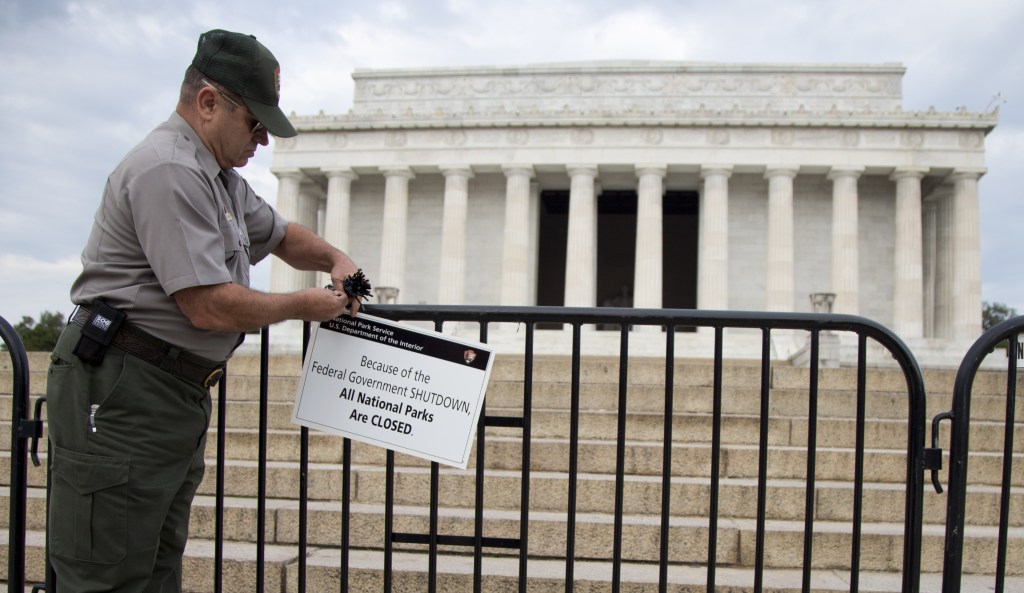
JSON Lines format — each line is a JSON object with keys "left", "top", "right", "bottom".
{"left": 267, "top": 61, "right": 996, "bottom": 364}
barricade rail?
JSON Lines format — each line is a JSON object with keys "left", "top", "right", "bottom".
{"left": 2, "top": 315, "right": 36, "bottom": 592}
{"left": 1, "top": 306, "right": 1012, "bottom": 593}
{"left": 935, "top": 315, "right": 1023, "bottom": 593}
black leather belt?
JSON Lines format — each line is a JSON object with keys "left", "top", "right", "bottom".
{"left": 71, "top": 307, "right": 225, "bottom": 388}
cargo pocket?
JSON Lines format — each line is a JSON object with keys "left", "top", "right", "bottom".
{"left": 49, "top": 446, "right": 130, "bottom": 564}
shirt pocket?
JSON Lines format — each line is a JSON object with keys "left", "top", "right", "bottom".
{"left": 220, "top": 216, "right": 251, "bottom": 286}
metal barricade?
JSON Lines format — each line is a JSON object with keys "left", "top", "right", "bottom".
{"left": 5, "top": 306, "right": 938, "bottom": 592}
{"left": 346, "top": 306, "right": 931, "bottom": 593}
{"left": 2, "top": 315, "right": 44, "bottom": 593}
{"left": 934, "top": 315, "right": 1023, "bottom": 593}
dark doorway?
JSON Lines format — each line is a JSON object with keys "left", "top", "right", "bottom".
{"left": 662, "top": 191, "right": 699, "bottom": 310}
{"left": 535, "top": 189, "right": 699, "bottom": 319}
{"left": 536, "top": 191, "right": 569, "bottom": 308}
{"left": 596, "top": 191, "right": 638, "bottom": 310}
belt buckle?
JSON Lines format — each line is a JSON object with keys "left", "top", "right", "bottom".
{"left": 203, "top": 367, "right": 224, "bottom": 388}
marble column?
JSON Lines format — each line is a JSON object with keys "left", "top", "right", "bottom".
{"left": 321, "top": 167, "right": 357, "bottom": 288}
{"left": 828, "top": 167, "right": 863, "bottom": 315}
{"left": 949, "top": 169, "right": 985, "bottom": 340}
{"left": 891, "top": 167, "right": 928, "bottom": 339}
{"left": 698, "top": 166, "right": 732, "bottom": 311}
{"left": 438, "top": 167, "right": 473, "bottom": 305}
{"left": 932, "top": 188, "right": 955, "bottom": 339}
{"left": 564, "top": 165, "right": 599, "bottom": 308}
{"left": 296, "top": 190, "right": 320, "bottom": 290}
{"left": 378, "top": 167, "right": 415, "bottom": 302}
{"left": 633, "top": 165, "right": 667, "bottom": 311}
{"left": 500, "top": 165, "right": 534, "bottom": 306}
{"left": 527, "top": 181, "right": 541, "bottom": 305}
{"left": 323, "top": 168, "right": 357, "bottom": 251}
{"left": 765, "top": 167, "right": 799, "bottom": 312}
{"left": 317, "top": 202, "right": 326, "bottom": 240}
{"left": 269, "top": 168, "right": 302, "bottom": 294}
{"left": 922, "top": 196, "right": 938, "bottom": 338}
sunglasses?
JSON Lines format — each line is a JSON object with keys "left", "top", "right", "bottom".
{"left": 203, "top": 81, "right": 265, "bottom": 135}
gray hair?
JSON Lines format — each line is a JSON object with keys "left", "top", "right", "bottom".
{"left": 179, "top": 65, "right": 245, "bottom": 111}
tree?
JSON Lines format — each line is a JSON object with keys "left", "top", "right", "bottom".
{"left": 1, "top": 311, "right": 66, "bottom": 352}
{"left": 982, "top": 301, "right": 1018, "bottom": 331}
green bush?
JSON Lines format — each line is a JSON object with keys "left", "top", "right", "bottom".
{"left": 983, "top": 301, "right": 1018, "bottom": 331}
{"left": 2, "top": 311, "right": 66, "bottom": 352}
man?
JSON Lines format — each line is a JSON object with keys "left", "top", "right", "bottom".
{"left": 45, "top": 29, "right": 361, "bottom": 592}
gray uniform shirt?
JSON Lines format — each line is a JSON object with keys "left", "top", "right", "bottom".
{"left": 71, "top": 112, "right": 287, "bottom": 361}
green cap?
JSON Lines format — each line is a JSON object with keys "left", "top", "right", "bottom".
{"left": 192, "top": 29, "right": 298, "bottom": 138}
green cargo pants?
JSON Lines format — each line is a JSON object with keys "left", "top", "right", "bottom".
{"left": 46, "top": 323, "right": 212, "bottom": 593}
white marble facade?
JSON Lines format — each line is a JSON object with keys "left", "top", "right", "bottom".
{"left": 268, "top": 61, "right": 997, "bottom": 361}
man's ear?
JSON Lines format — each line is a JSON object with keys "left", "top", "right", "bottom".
{"left": 196, "top": 86, "right": 219, "bottom": 122}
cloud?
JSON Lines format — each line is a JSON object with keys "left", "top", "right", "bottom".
{"left": 985, "top": 126, "right": 1024, "bottom": 159}
{"left": 563, "top": 8, "right": 694, "bottom": 60}
{"left": 377, "top": 1, "right": 412, "bottom": 21}
{"left": 979, "top": 127, "right": 1024, "bottom": 312}
{"left": 1, "top": 0, "right": 1022, "bottom": 335}
{"left": 0, "top": 254, "right": 82, "bottom": 323}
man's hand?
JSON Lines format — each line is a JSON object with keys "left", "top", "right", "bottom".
{"left": 300, "top": 287, "right": 352, "bottom": 321}
{"left": 271, "top": 223, "right": 366, "bottom": 315}
{"left": 330, "top": 269, "right": 372, "bottom": 317}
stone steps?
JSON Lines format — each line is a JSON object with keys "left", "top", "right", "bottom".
{"left": 7, "top": 433, "right": 1024, "bottom": 493}
{"left": 0, "top": 530, "right": 293, "bottom": 593}
{"left": 5, "top": 364, "right": 1022, "bottom": 423}
{"left": 11, "top": 387, "right": 997, "bottom": 428}
{"left": 7, "top": 459, "right": 1024, "bottom": 529}
{"left": 4, "top": 489, "right": 1023, "bottom": 577}
{"left": 4, "top": 531, "right": 1023, "bottom": 593}
{"left": 201, "top": 352, "right": 1013, "bottom": 395}
{"left": 201, "top": 432, "right": 1024, "bottom": 486}
{"left": 4, "top": 385, "right": 1023, "bottom": 441}
{"left": 2, "top": 391, "right": 1022, "bottom": 455}
{"left": 285, "top": 548, "right": 1023, "bottom": 593}
{"left": 5, "top": 352, "right": 1022, "bottom": 397}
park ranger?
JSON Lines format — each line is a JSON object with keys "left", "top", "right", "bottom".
{"left": 45, "top": 29, "right": 363, "bottom": 592}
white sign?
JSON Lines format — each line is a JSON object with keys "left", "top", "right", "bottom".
{"left": 291, "top": 313, "right": 494, "bottom": 469}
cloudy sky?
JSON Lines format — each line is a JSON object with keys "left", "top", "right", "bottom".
{"left": 1, "top": 0, "right": 1021, "bottom": 326}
